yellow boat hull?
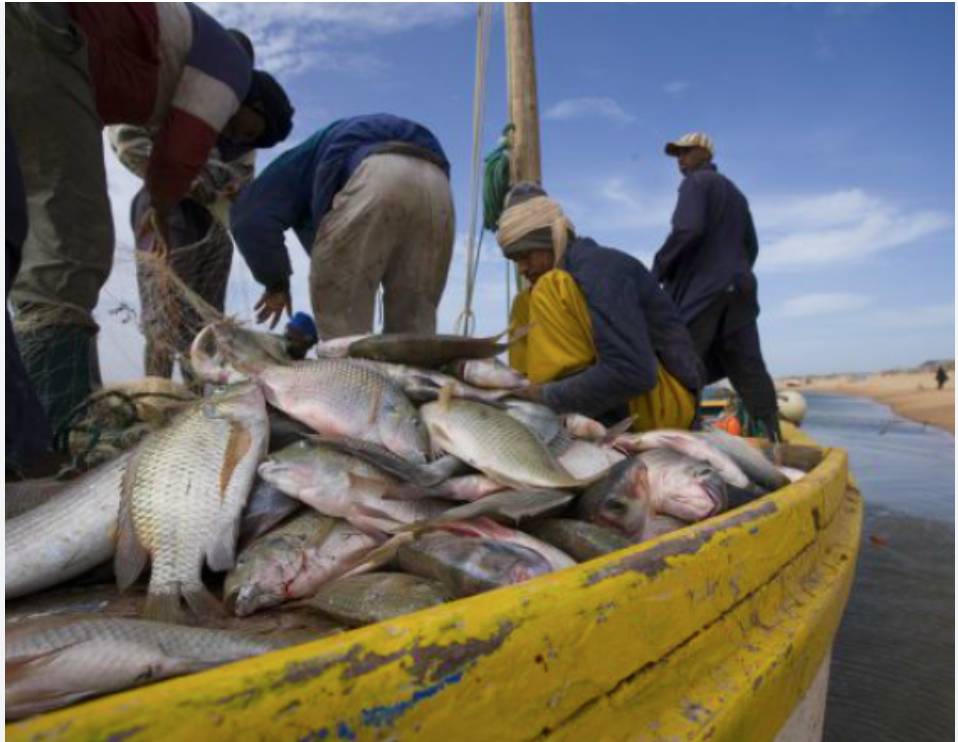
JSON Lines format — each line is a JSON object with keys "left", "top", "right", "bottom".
{"left": 7, "top": 439, "right": 861, "bottom": 742}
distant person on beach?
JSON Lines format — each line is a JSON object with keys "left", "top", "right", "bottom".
{"left": 497, "top": 182, "right": 704, "bottom": 432}
{"left": 936, "top": 366, "right": 949, "bottom": 391}
{"left": 652, "top": 132, "right": 781, "bottom": 441}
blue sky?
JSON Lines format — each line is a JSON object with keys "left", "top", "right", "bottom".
{"left": 100, "top": 2, "right": 955, "bottom": 380}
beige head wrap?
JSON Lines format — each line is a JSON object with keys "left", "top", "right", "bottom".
{"left": 497, "top": 189, "right": 576, "bottom": 264}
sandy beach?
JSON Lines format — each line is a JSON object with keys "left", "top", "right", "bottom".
{"left": 786, "top": 370, "right": 955, "bottom": 434}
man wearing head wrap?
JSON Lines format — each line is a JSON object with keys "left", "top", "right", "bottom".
{"left": 231, "top": 115, "right": 455, "bottom": 338}
{"left": 653, "top": 133, "right": 781, "bottom": 441}
{"left": 6, "top": 3, "right": 294, "bottom": 430}
{"left": 284, "top": 312, "right": 319, "bottom": 361}
{"left": 498, "top": 183, "right": 703, "bottom": 431}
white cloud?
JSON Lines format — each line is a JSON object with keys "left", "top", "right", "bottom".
{"left": 663, "top": 80, "right": 690, "bottom": 96}
{"left": 544, "top": 97, "right": 635, "bottom": 124}
{"left": 756, "top": 190, "right": 952, "bottom": 272}
{"left": 869, "top": 303, "right": 956, "bottom": 330}
{"left": 200, "top": 3, "right": 473, "bottom": 76}
{"left": 775, "top": 293, "right": 874, "bottom": 319}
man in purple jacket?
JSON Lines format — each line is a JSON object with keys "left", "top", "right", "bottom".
{"left": 653, "top": 133, "right": 780, "bottom": 441}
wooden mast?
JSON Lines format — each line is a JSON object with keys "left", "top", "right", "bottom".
{"left": 505, "top": 3, "right": 542, "bottom": 186}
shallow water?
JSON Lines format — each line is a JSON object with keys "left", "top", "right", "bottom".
{"left": 802, "top": 393, "right": 955, "bottom": 742}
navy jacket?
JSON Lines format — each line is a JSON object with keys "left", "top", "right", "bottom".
{"left": 231, "top": 114, "right": 450, "bottom": 292}
{"left": 542, "top": 238, "right": 704, "bottom": 418}
{"left": 653, "top": 164, "right": 760, "bottom": 331}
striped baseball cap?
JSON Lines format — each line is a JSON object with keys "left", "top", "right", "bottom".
{"left": 665, "top": 132, "right": 715, "bottom": 157}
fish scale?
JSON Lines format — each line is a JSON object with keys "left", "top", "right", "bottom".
{"left": 119, "top": 385, "right": 269, "bottom": 622}
{"left": 258, "top": 359, "right": 428, "bottom": 463}
{"left": 420, "top": 399, "right": 587, "bottom": 489}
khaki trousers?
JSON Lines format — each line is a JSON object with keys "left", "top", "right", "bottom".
{"left": 309, "top": 154, "right": 455, "bottom": 339}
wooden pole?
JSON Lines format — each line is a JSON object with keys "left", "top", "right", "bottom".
{"left": 505, "top": 3, "right": 542, "bottom": 186}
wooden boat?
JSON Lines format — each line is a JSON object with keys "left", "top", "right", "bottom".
{"left": 7, "top": 427, "right": 862, "bottom": 742}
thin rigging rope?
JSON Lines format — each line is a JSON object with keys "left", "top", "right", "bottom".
{"left": 457, "top": 2, "right": 493, "bottom": 337}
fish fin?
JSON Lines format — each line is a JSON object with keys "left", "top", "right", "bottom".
{"left": 183, "top": 583, "right": 227, "bottom": 619}
{"left": 144, "top": 587, "right": 189, "bottom": 625}
{"left": 438, "top": 383, "right": 455, "bottom": 411}
{"left": 6, "top": 644, "right": 79, "bottom": 681}
{"left": 207, "top": 422, "right": 255, "bottom": 572}
{"left": 341, "top": 533, "right": 411, "bottom": 577}
{"left": 546, "top": 431, "right": 576, "bottom": 457}
{"left": 602, "top": 416, "right": 638, "bottom": 443}
{"left": 506, "top": 323, "right": 534, "bottom": 345}
{"left": 116, "top": 447, "right": 150, "bottom": 592}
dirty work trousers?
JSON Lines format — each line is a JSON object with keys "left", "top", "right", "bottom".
{"left": 7, "top": 126, "right": 53, "bottom": 473}
{"left": 6, "top": 3, "right": 113, "bottom": 430}
{"left": 132, "top": 190, "right": 232, "bottom": 381}
{"left": 309, "top": 153, "right": 455, "bottom": 339}
{"left": 509, "top": 270, "right": 697, "bottom": 432}
{"left": 687, "top": 288, "right": 778, "bottom": 421}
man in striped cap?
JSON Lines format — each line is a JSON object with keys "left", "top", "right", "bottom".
{"left": 6, "top": 3, "right": 293, "bottom": 430}
{"left": 653, "top": 133, "right": 781, "bottom": 441}
{"left": 498, "top": 182, "right": 704, "bottom": 432}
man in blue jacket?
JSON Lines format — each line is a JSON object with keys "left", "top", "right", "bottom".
{"left": 653, "top": 133, "right": 780, "bottom": 441}
{"left": 231, "top": 114, "right": 455, "bottom": 338}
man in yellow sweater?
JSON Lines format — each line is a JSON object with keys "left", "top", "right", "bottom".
{"left": 500, "top": 183, "right": 703, "bottom": 431}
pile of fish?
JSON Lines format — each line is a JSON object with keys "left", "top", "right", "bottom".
{"left": 5, "top": 321, "right": 806, "bottom": 720}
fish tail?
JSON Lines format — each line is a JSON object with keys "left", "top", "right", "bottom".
{"left": 144, "top": 586, "right": 189, "bottom": 625}
{"left": 144, "top": 583, "right": 224, "bottom": 624}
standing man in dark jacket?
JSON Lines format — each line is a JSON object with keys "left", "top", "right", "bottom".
{"left": 231, "top": 114, "right": 455, "bottom": 339}
{"left": 500, "top": 183, "right": 703, "bottom": 431}
{"left": 653, "top": 133, "right": 781, "bottom": 441}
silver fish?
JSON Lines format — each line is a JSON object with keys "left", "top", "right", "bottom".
{"left": 420, "top": 398, "right": 588, "bottom": 489}
{"left": 116, "top": 383, "right": 269, "bottom": 623}
{"left": 433, "top": 517, "right": 577, "bottom": 571}
{"left": 347, "top": 330, "right": 517, "bottom": 368}
{"left": 6, "top": 617, "right": 289, "bottom": 720}
{"left": 557, "top": 439, "right": 627, "bottom": 480}
{"left": 361, "top": 361, "right": 512, "bottom": 405}
{"left": 421, "top": 489, "right": 575, "bottom": 527}
{"left": 301, "top": 573, "right": 452, "bottom": 626}
{"left": 315, "top": 334, "right": 370, "bottom": 358}
{"left": 577, "top": 458, "right": 653, "bottom": 539}
{"left": 5, "top": 477, "right": 69, "bottom": 520}
{"left": 6, "top": 451, "right": 134, "bottom": 600}
{"left": 445, "top": 358, "right": 530, "bottom": 390}
{"left": 258, "top": 440, "right": 449, "bottom": 533}
{"left": 190, "top": 321, "right": 290, "bottom": 384}
{"left": 700, "top": 429, "right": 789, "bottom": 492}
{"left": 613, "top": 429, "right": 751, "bottom": 489}
{"left": 224, "top": 511, "right": 382, "bottom": 616}
{"left": 639, "top": 448, "right": 727, "bottom": 522}
{"left": 398, "top": 533, "right": 554, "bottom": 597}
{"left": 257, "top": 359, "right": 429, "bottom": 463}
{"left": 526, "top": 518, "right": 634, "bottom": 562}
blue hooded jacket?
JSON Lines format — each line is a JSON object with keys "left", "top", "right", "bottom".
{"left": 231, "top": 114, "right": 450, "bottom": 292}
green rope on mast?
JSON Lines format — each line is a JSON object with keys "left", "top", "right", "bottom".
{"left": 483, "top": 124, "right": 515, "bottom": 232}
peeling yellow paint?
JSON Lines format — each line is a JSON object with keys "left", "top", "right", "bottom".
{"left": 7, "top": 441, "right": 860, "bottom": 742}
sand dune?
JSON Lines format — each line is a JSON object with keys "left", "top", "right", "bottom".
{"left": 788, "top": 371, "right": 954, "bottom": 433}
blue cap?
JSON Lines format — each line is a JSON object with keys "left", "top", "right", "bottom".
{"left": 287, "top": 312, "right": 318, "bottom": 342}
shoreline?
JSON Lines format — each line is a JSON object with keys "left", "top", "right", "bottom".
{"left": 785, "top": 371, "right": 955, "bottom": 434}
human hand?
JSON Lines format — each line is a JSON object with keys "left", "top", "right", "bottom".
{"left": 509, "top": 384, "right": 545, "bottom": 404}
{"left": 255, "top": 289, "right": 292, "bottom": 329}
